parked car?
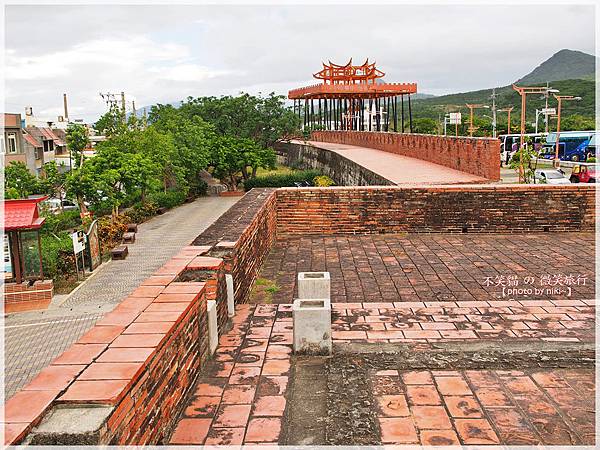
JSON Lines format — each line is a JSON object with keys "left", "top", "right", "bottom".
{"left": 534, "top": 169, "right": 571, "bottom": 185}
{"left": 44, "top": 198, "right": 79, "bottom": 213}
{"left": 569, "top": 164, "right": 597, "bottom": 183}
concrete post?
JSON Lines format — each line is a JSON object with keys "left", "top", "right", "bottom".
{"left": 207, "top": 300, "right": 219, "bottom": 354}
{"left": 225, "top": 274, "right": 235, "bottom": 317}
{"left": 292, "top": 298, "right": 332, "bottom": 355}
{"left": 297, "top": 272, "right": 330, "bottom": 300}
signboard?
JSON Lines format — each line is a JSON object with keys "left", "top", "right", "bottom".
{"left": 448, "top": 112, "right": 462, "bottom": 125}
{"left": 72, "top": 230, "right": 86, "bottom": 254}
{"left": 541, "top": 108, "right": 556, "bottom": 115}
{"left": 86, "top": 219, "right": 101, "bottom": 271}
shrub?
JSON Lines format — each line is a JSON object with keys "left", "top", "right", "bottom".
{"left": 41, "top": 210, "right": 82, "bottom": 234}
{"left": 313, "top": 175, "right": 334, "bottom": 187}
{"left": 125, "top": 201, "right": 158, "bottom": 224}
{"left": 97, "top": 215, "right": 128, "bottom": 254}
{"left": 40, "top": 232, "right": 76, "bottom": 279}
{"left": 587, "top": 157, "right": 596, "bottom": 163}
{"left": 243, "top": 170, "right": 323, "bottom": 191}
{"left": 149, "top": 189, "right": 188, "bottom": 209}
{"left": 189, "top": 179, "right": 208, "bottom": 197}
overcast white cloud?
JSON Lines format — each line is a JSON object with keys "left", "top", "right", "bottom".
{"left": 4, "top": 3, "right": 595, "bottom": 122}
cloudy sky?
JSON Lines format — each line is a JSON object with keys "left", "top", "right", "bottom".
{"left": 4, "top": 2, "right": 595, "bottom": 122}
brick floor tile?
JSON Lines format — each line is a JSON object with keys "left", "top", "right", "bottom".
{"left": 261, "top": 359, "right": 291, "bottom": 376}
{"left": 444, "top": 396, "right": 483, "bottom": 417}
{"left": 23, "top": 364, "right": 85, "bottom": 391}
{"left": 123, "top": 321, "right": 174, "bottom": 334}
{"left": 213, "top": 404, "right": 251, "bottom": 428}
{"left": 411, "top": 405, "right": 452, "bottom": 429}
{"left": 252, "top": 395, "right": 286, "bottom": 417}
{"left": 435, "top": 376, "right": 472, "bottom": 396}
{"left": 420, "top": 429, "right": 461, "bottom": 445}
{"left": 59, "top": 379, "right": 129, "bottom": 404}
{"left": 379, "top": 417, "right": 418, "bottom": 443}
{"left": 222, "top": 384, "right": 256, "bottom": 404}
{"left": 486, "top": 408, "right": 540, "bottom": 445}
{"left": 531, "top": 372, "right": 570, "bottom": 388}
{"left": 245, "top": 417, "right": 281, "bottom": 443}
{"left": 401, "top": 370, "right": 433, "bottom": 385}
{"left": 230, "top": 366, "right": 261, "bottom": 385}
{"left": 406, "top": 385, "right": 441, "bottom": 405}
{"left": 4, "top": 423, "right": 30, "bottom": 446}
{"left": 169, "top": 418, "right": 211, "bottom": 444}
{"left": 265, "top": 344, "right": 292, "bottom": 360}
{"left": 184, "top": 396, "right": 221, "bottom": 418}
{"left": 455, "top": 418, "right": 500, "bottom": 444}
{"left": 504, "top": 376, "right": 540, "bottom": 395}
{"left": 52, "top": 343, "right": 108, "bottom": 365}
{"left": 376, "top": 395, "right": 410, "bottom": 417}
{"left": 204, "top": 427, "right": 245, "bottom": 445}
{"left": 78, "top": 362, "right": 143, "bottom": 380}
{"left": 4, "top": 389, "right": 59, "bottom": 423}
{"left": 110, "top": 333, "right": 164, "bottom": 348}
{"left": 194, "top": 380, "right": 226, "bottom": 397}
{"left": 474, "top": 388, "right": 512, "bottom": 407}
{"left": 257, "top": 376, "right": 288, "bottom": 396}
{"left": 96, "top": 347, "right": 154, "bottom": 363}
{"left": 78, "top": 325, "right": 125, "bottom": 344}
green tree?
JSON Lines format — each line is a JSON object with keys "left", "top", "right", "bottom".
{"left": 66, "top": 123, "right": 90, "bottom": 169}
{"left": 4, "top": 162, "right": 40, "bottom": 198}
{"left": 94, "top": 103, "right": 127, "bottom": 137}
{"left": 560, "top": 114, "right": 595, "bottom": 131}
{"left": 38, "top": 161, "right": 66, "bottom": 205}
{"left": 411, "top": 118, "right": 439, "bottom": 134}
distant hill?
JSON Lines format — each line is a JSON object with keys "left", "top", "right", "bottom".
{"left": 517, "top": 49, "right": 595, "bottom": 84}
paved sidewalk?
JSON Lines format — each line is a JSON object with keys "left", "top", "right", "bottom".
{"left": 3, "top": 195, "right": 240, "bottom": 399}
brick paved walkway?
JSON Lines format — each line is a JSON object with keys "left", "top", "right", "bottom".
{"left": 3, "top": 196, "right": 240, "bottom": 399}
{"left": 169, "top": 303, "right": 595, "bottom": 445}
{"left": 303, "top": 140, "right": 488, "bottom": 184}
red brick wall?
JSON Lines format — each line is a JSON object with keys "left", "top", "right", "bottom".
{"left": 311, "top": 131, "right": 501, "bottom": 181}
{"left": 4, "top": 280, "right": 53, "bottom": 313}
{"left": 276, "top": 185, "right": 595, "bottom": 234}
{"left": 9, "top": 247, "right": 219, "bottom": 446}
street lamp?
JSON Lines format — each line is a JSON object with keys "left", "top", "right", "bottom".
{"left": 498, "top": 107, "right": 514, "bottom": 134}
{"left": 465, "top": 104, "right": 489, "bottom": 137}
{"left": 512, "top": 84, "right": 549, "bottom": 182}
{"left": 553, "top": 94, "right": 582, "bottom": 168}
{"left": 541, "top": 86, "right": 560, "bottom": 133}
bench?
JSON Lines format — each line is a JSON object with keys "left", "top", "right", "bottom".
{"left": 111, "top": 245, "right": 128, "bottom": 260}
{"left": 123, "top": 232, "right": 136, "bottom": 244}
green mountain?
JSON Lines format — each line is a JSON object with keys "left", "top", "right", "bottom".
{"left": 408, "top": 50, "right": 596, "bottom": 135}
{"left": 517, "top": 49, "right": 595, "bottom": 84}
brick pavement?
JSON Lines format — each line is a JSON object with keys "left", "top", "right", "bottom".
{"left": 257, "top": 233, "right": 595, "bottom": 304}
{"left": 3, "top": 196, "right": 240, "bottom": 399}
{"left": 169, "top": 302, "right": 595, "bottom": 445}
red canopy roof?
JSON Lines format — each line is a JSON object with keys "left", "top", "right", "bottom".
{"left": 4, "top": 197, "right": 47, "bottom": 231}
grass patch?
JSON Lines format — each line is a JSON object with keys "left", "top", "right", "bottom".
{"left": 250, "top": 277, "right": 280, "bottom": 304}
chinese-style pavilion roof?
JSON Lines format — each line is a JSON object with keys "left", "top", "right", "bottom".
{"left": 289, "top": 59, "right": 417, "bottom": 100}
{"left": 4, "top": 197, "right": 47, "bottom": 231}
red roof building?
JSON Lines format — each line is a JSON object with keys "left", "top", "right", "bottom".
{"left": 4, "top": 197, "right": 47, "bottom": 231}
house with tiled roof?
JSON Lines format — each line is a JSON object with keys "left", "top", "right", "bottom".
{"left": 23, "top": 126, "right": 69, "bottom": 175}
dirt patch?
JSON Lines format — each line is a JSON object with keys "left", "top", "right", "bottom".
{"left": 249, "top": 278, "right": 280, "bottom": 304}
{"left": 174, "top": 269, "right": 215, "bottom": 282}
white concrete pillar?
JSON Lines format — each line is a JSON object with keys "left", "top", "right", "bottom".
{"left": 297, "top": 272, "right": 331, "bottom": 300}
{"left": 292, "top": 298, "right": 332, "bottom": 354}
{"left": 226, "top": 274, "right": 235, "bottom": 317}
{"left": 207, "top": 300, "right": 219, "bottom": 355}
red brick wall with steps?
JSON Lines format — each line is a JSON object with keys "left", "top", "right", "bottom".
{"left": 276, "top": 185, "right": 596, "bottom": 235}
{"left": 4, "top": 280, "right": 53, "bottom": 313}
{"left": 311, "top": 130, "right": 501, "bottom": 181}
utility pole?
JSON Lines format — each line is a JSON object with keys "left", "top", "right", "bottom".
{"left": 132, "top": 100, "right": 137, "bottom": 118}
{"left": 63, "top": 93, "right": 69, "bottom": 122}
{"left": 490, "top": 88, "right": 498, "bottom": 138}
{"left": 553, "top": 94, "right": 582, "bottom": 168}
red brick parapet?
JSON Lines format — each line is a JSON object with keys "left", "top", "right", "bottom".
{"left": 311, "top": 131, "right": 501, "bottom": 181}
{"left": 4, "top": 280, "right": 54, "bottom": 313}
{"left": 276, "top": 184, "right": 595, "bottom": 235}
